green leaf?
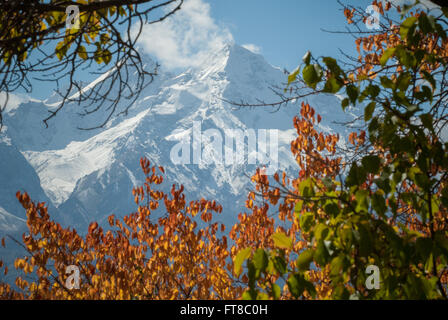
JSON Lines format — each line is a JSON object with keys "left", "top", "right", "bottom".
{"left": 380, "top": 47, "right": 396, "bottom": 66}
{"left": 248, "top": 260, "right": 258, "bottom": 283}
{"left": 272, "top": 232, "right": 292, "bottom": 249}
{"left": 397, "top": 72, "right": 412, "bottom": 91}
{"left": 287, "top": 274, "right": 304, "bottom": 298}
{"left": 302, "top": 51, "right": 312, "bottom": 65}
{"left": 314, "top": 64, "right": 323, "bottom": 77}
{"left": 233, "top": 247, "right": 251, "bottom": 276}
{"left": 419, "top": 85, "right": 433, "bottom": 103}
{"left": 443, "top": 7, "right": 448, "bottom": 19}
{"left": 346, "top": 85, "right": 359, "bottom": 105}
{"left": 296, "top": 249, "right": 314, "bottom": 271}
{"left": 330, "top": 255, "right": 345, "bottom": 277}
{"left": 372, "top": 192, "right": 387, "bottom": 218}
{"left": 396, "top": 47, "right": 417, "bottom": 68}
{"left": 288, "top": 66, "right": 301, "bottom": 85}
{"left": 341, "top": 98, "right": 349, "bottom": 111}
{"left": 294, "top": 200, "right": 303, "bottom": 214}
{"left": 324, "top": 202, "right": 340, "bottom": 218}
{"left": 435, "top": 22, "right": 447, "bottom": 40}
{"left": 256, "top": 292, "right": 269, "bottom": 300}
{"left": 355, "top": 189, "right": 369, "bottom": 212}
{"left": 77, "top": 45, "right": 88, "bottom": 60}
{"left": 299, "top": 178, "right": 314, "bottom": 197}
{"left": 241, "top": 291, "right": 255, "bottom": 300}
{"left": 435, "top": 232, "right": 448, "bottom": 252}
{"left": 55, "top": 41, "right": 68, "bottom": 60}
{"left": 357, "top": 223, "right": 373, "bottom": 256}
{"left": 94, "top": 54, "right": 103, "bottom": 64}
{"left": 303, "top": 64, "right": 321, "bottom": 89}
{"left": 314, "top": 240, "right": 331, "bottom": 265}
{"left": 420, "top": 113, "right": 433, "bottom": 131}
{"left": 346, "top": 163, "right": 367, "bottom": 187}
{"left": 416, "top": 237, "right": 433, "bottom": 261}
{"left": 322, "top": 177, "right": 335, "bottom": 190}
{"left": 100, "top": 33, "right": 110, "bottom": 45}
{"left": 364, "top": 102, "right": 376, "bottom": 122}
{"left": 314, "top": 224, "right": 330, "bottom": 242}
{"left": 272, "top": 256, "right": 287, "bottom": 275}
{"left": 253, "top": 249, "right": 269, "bottom": 273}
{"left": 366, "top": 84, "right": 381, "bottom": 98}
{"left": 422, "top": 71, "right": 436, "bottom": 89}
{"left": 287, "top": 274, "right": 315, "bottom": 298}
{"left": 362, "top": 155, "right": 381, "bottom": 174}
{"left": 323, "top": 76, "right": 342, "bottom": 93}
{"left": 380, "top": 76, "right": 394, "bottom": 89}
{"left": 418, "top": 14, "right": 434, "bottom": 34}
{"left": 102, "top": 50, "right": 112, "bottom": 65}
{"left": 332, "top": 285, "right": 350, "bottom": 299}
{"left": 442, "top": 186, "right": 448, "bottom": 207}
{"left": 400, "top": 16, "right": 418, "bottom": 40}
{"left": 300, "top": 212, "right": 314, "bottom": 232}
{"left": 322, "top": 56, "right": 344, "bottom": 78}
{"left": 272, "top": 284, "right": 281, "bottom": 300}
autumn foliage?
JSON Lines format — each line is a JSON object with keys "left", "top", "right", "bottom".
{"left": 238, "top": 0, "right": 448, "bottom": 299}
{"left": 0, "top": 101, "right": 340, "bottom": 300}
{"left": 0, "top": 158, "right": 243, "bottom": 299}
{"left": 1, "top": 1, "right": 448, "bottom": 300}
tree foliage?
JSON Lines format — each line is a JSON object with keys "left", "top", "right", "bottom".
{"left": 238, "top": 0, "right": 448, "bottom": 300}
{"left": 1, "top": 0, "right": 448, "bottom": 300}
{"left": 0, "top": 0, "right": 183, "bottom": 130}
{"left": 0, "top": 158, "right": 239, "bottom": 299}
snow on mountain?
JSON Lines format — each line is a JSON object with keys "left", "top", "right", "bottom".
{"left": 22, "top": 108, "right": 151, "bottom": 207}
{"left": 1, "top": 43, "right": 358, "bottom": 231}
{"left": 0, "top": 206, "right": 25, "bottom": 232}
{"left": 0, "top": 134, "right": 56, "bottom": 224}
{"left": 0, "top": 129, "right": 63, "bottom": 276}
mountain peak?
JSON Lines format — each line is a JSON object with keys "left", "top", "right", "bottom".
{"left": 0, "top": 37, "right": 356, "bottom": 240}
{"left": 194, "top": 43, "right": 282, "bottom": 84}
{"left": 214, "top": 42, "right": 260, "bottom": 57}
{"left": 225, "top": 43, "right": 272, "bottom": 71}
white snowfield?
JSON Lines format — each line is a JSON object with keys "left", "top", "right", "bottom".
{"left": 2, "top": 43, "right": 357, "bottom": 229}
{"left": 22, "top": 108, "right": 151, "bottom": 206}
{"left": 0, "top": 206, "right": 26, "bottom": 232}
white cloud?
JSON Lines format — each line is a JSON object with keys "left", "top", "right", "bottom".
{"left": 0, "top": 92, "right": 30, "bottom": 113}
{"left": 137, "top": 0, "right": 233, "bottom": 70}
{"left": 241, "top": 44, "right": 262, "bottom": 54}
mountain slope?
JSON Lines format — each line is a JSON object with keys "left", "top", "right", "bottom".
{"left": 2, "top": 43, "right": 357, "bottom": 230}
{"left": 0, "top": 135, "right": 56, "bottom": 232}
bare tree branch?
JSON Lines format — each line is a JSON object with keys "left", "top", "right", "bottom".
{"left": 0, "top": 0, "right": 184, "bottom": 130}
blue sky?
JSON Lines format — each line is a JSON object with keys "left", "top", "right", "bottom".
{"left": 19, "top": 0, "right": 410, "bottom": 100}
{"left": 207, "top": 0, "right": 438, "bottom": 70}
{"left": 138, "top": 0, "right": 439, "bottom": 72}
{"left": 138, "top": 0, "right": 375, "bottom": 72}
{"left": 208, "top": 0, "right": 369, "bottom": 71}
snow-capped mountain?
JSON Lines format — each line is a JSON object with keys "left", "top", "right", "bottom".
{"left": 1, "top": 43, "right": 357, "bottom": 234}
{"left": 0, "top": 134, "right": 57, "bottom": 233}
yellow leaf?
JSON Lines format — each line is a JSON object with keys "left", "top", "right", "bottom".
{"left": 77, "top": 45, "right": 87, "bottom": 60}
{"left": 288, "top": 66, "right": 301, "bottom": 85}
{"left": 272, "top": 232, "right": 292, "bottom": 249}
{"left": 233, "top": 247, "right": 251, "bottom": 276}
